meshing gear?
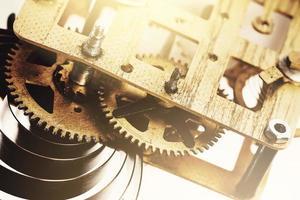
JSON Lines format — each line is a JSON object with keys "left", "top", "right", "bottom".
{"left": 99, "top": 55, "right": 224, "bottom": 156}
{"left": 5, "top": 46, "right": 224, "bottom": 155}
{"left": 5, "top": 43, "right": 109, "bottom": 142}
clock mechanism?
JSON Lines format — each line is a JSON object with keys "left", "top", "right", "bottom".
{"left": 1, "top": 0, "right": 300, "bottom": 199}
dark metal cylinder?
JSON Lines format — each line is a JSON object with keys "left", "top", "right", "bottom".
{"left": 69, "top": 63, "right": 94, "bottom": 86}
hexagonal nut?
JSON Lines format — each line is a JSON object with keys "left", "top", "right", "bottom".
{"left": 264, "top": 119, "right": 292, "bottom": 144}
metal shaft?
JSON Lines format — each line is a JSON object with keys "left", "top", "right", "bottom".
{"left": 69, "top": 63, "right": 94, "bottom": 86}
{"left": 236, "top": 145, "right": 277, "bottom": 199}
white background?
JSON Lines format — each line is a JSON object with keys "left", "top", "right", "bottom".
{"left": 0, "top": 1, "right": 300, "bottom": 200}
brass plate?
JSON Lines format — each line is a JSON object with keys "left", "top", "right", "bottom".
{"left": 13, "top": 0, "right": 300, "bottom": 149}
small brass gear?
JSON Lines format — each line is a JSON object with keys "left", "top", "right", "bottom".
{"left": 99, "top": 55, "right": 224, "bottom": 156}
{"left": 5, "top": 43, "right": 108, "bottom": 142}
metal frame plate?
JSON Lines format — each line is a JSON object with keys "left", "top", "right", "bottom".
{"left": 13, "top": 0, "right": 300, "bottom": 149}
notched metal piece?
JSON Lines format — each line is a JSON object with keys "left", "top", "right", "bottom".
{"left": 259, "top": 65, "right": 283, "bottom": 85}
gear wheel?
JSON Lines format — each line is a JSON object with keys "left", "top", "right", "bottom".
{"left": 99, "top": 55, "right": 224, "bottom": 156}
{"left": 5, "top": 43, "right": 108, "bottom": 142}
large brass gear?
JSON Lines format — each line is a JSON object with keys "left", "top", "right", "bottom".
{"left": 99, "top": 55, "right": 224, "bottom": 156}
{"left": 5, "top": 43, "right": 108, "bottom": 142}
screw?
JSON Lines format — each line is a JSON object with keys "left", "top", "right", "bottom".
{"left": 251, "top": 0, "right": 277, "bottom": 35}
{"left": 276, "top": 52, "right": 300, "bottom": 84}
{"left": 252, "top": 16, "right": 274, "bottom": 35}
{"left": 287, "top": 51, "right": 300, "bottom": 71}
{"left": 81, "top": 25, "right": 105, "bottom": 58}
{"left": 165, "top": 68, "right": 181, "bottom": 94}
{"left": 264, "top": 119, "right": 291, "bottom": 144}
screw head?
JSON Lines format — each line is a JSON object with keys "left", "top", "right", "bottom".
{"left": 265, "top": 119, "right": 291, "bottom": 144}
{"left": 288, "top": 51, "right": 300, "bottom": 70}
{"left": 164, "top": 68, "right": 181, "bottom": 94}
{"left": 252, "top": 16, "right": 274, "bottom": 35}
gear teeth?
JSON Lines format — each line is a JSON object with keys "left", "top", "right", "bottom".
{"left": 7, "top": 85, "right": 16, "bottom": 92}
{"left": 105, "top": 112, "right": 113, "bottom": 119}
{"left": 17, "top": 103, "right": 27, "bottom": 110}
{"left": 4, "top": 65, "right": 11, "bottom": 71}
{"left": 52, "top": 127, "right": 59, "bottom": 134}
{"left": 176, "top": 151, "right": 183, "bottom": 156}
{"left": 14, "top": 97, "right": 23, "bottom": 104}
{"left": 44, "top": 124, "right": 50, "bottom": 131}
{"left": 170, "top": 151, "right": 176, "bottom": 157}
{"left": 108, "top": 117, "right": 117, "bottom": 125}
{"left": 113, "top": 123, "right": 122, "bottom": 131}
{"left": 198, "top": 147, "right": 204, "bottom": 153}
{"left": 100, "top": 102, "right": 107, "bottom": 109}
{"left": 203, "top": 145, "right": 210, "bottom": 150}
{"left": 208, "top": 141, "right": 214, "bottom": 146}
{"left": 91, "top": 136, "right": 97, "bottom": 142}
{"left": 99, "top": 55, "right": 225, "bottom": 156}
{"left": 97, "top": 91, "right": 104, "bottom": 96}
{"left": 144, "top": 143, "right": 150, "bottom": 151}
{"left": 4, "top": 72, "right": 12, "bottom": 78}
{"left": 36, "top": 120, "right": 45, "bottom": 128}
{"left": 158, "top": 148, "right": 163, "bottom": 155}
{"left": 212, "top": 137, "right": 218, "bottom": 142}
{"left": 6, "top": 80, "right": 14, "bottom": 85}
{"left": 119, "top": 127, "right": 126, "bottom": 135}
{"left": 191, "top": 149, "right": 197, "bottom": 155}
{"left": 56, "top": 129, "right": 63, "bottom": 137}
{"left": 77, "top": 134, "right": 83, "bottom": 142}
{"left": 23, "top": 109, "right": 32, "bottom": 116}
{"left": 29, "top": 114, "right": 39, "bottom": 121}
{"left": 5, "top": 45, "right": 111, "bottom": 143}
{"left": 82, "top": 135, "right": 88, "bottom": 142}
{"left": 132, "top": 138, "right": 139, "bottom": 145}
{"left": 62, "top": 131, "right": 69, "bottom": 139}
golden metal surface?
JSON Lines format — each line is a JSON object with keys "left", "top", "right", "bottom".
{"left": 13, "top": 0, "right": 300, "bottom": 150}
{"left": 144, "top": 138, "right": 267, "bottom": 200}
{"left": 5, "top": 1, "right": 300, "bottom": 200}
